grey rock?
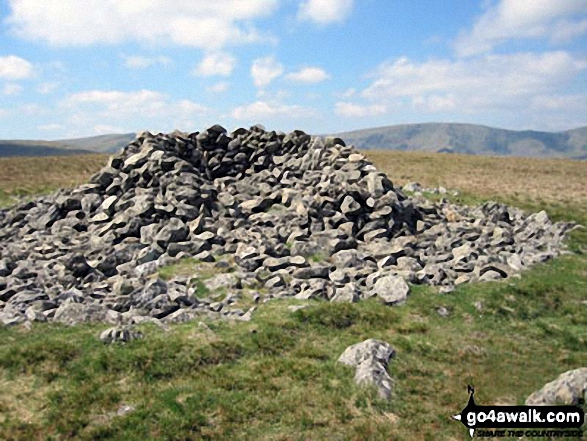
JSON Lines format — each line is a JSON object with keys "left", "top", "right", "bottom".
{"left": 331, "top": 283, "right": 359, "bottom": 303}
{"left": 436, "top": 306, "right": 450, "bottom": 317}
{"left": 117, "top": 405, "right": 136, "bottom": 417}
{"left": 525, "top": 368, "right": 587, "bottom": 406}
{"left": 54, "top": 303, "right": 121, "bottom": 326}
{"left": 0, "top": 309, "right": 25, "bottom": 326}
{"left": 100, "top": 326, "right": 143, "bottom": 344}
{"left": 205, "top": 273, "right": 239, "bottom": 291}
{"left": 338, "top": 339, "right": 396, "bottom": 400}
{"left": 340, "top": 195, "right": 361, "bottom": 215}
{"left": 372, "top": 275, "right": 409, "bottom": 305}
{"left": 292, "top": 265, "right": 331, "bottom": 280}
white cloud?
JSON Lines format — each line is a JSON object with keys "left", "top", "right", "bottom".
{"left": 232, "top": 101, "right": 310, "bottom": 119}
{"left": 341, "top": 88, "right": 356, "bottom": 98}
{"left": 455, "top": 0, "right": 587, "bottom": 56}
{"left": 0, "top": 55, "right": 34, "bottom": 79}
{"left": 2, "top": 83, "right": 23, "bottom": 95}
{"left": 285, "top": 67, "right": 330, "bottom": 83}
{"left": 37, "top": 82, "right": 59, "bottom": 94}
{"left": 206, "top": 82, "right": 230, "bottom": 93}
{"left": 38, "top": 123, "right": 65, "bottom": 131}
{"left": 412, "top": 95, "right": 458, "bottom": 112}
{"left": 550, "top": 18, "right": 587, "bottom": 43}
{"left": 528, "top": 93, "right": 587, "bottom": 130}
{"left": 334, "top": 102, "right": 387, "bottom": 117}
{"left": 59, "top": 89, "right": 211, "bottom": 134}
{"left": 298, "top": 0, "right": 354, "bottom": 24}
{"left": 251, "top": 56, "right": 283, "bottom": 88}
{"left": 93, "top": 124, "right": 127, "bottom": 134}
{"left": 193, "top": 52, "right": 236, "bottom": 77}
{"left": 363, "top": 52, "right": 587, "bottom": 107}
{"left": 530, "top": 93, "right": 587, "bottom": 113}
{"left": 354, "top": 51, "right": 587, "bottom": 130}
{"left": 123, "top": 55, "right": 172, "bottom": 69}
{"left": 6, "top": 0, "right": 278, "bottom": 50}
{"left": 20, "top": 104, "right": 49, "bottom": 116}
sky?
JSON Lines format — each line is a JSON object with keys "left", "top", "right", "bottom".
{"left": 0, "top": 0, "right": 586, "bottom": 139}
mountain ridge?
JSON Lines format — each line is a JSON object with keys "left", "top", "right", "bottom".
{"left": 2, "top": 124, "right": 586, "bottom": 159}
{"left": 333, "top": 122, "right": 587, "bottom": 159}
{"left": 0, "top": 133, "right": 135, "bottom": 157}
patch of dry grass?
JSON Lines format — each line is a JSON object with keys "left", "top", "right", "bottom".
{"left": 1, "top": 150, "right": 585, "bottom": 207}
{"left": 0, "top": 154, "right": 108, "bottom": 197}
{"left": 0, "top": 374, "right": 54, "bottom": 425}
{"left": 365, "top": 150, "right": 587, "bottom": 204}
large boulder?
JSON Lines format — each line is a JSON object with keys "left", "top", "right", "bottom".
{"left": 526, "top": 368, "right": 587, "bottom": 406}
{"left": 338, "top": 339, "right": 396, "bottom": 400}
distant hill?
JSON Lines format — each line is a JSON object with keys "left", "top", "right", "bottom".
{"left": 333, "top": 123, "right": 587, "bottom": 160}
{"left": 0, "top": 133, "right": 136, "bottom": 157}
{"left": 0, "top": 140, "right": 93, "bottom": 157}
{"left": 4, "top": 125, "right": 587, "bottom": 159}
{"left": 54, "top": 133, "right": 137, "bottom": 154}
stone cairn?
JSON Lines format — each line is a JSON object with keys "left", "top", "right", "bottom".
{"left": 0, "top": 125, "right": 574, "bottom": 326}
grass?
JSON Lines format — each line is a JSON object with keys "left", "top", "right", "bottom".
{"left": 364, "top": 150, "right": 587, "bottom": 205}
{"left": 0, "top": 152, "right": 586, "bottom": 440}
{"left": 0, "top": 154, "right": 108, "bottom": 208}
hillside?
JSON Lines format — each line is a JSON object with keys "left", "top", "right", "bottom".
{"left": 0, "top": 133, "right": 135, "bottom": 157}
{"left": 0, "top": 140, "right": 92, "bottom": 157}
{"left": 55, "top": 133, "right": 136, "bottom": 153}
{"left": 3, "top": 125, "right": 587, "bottom": 159}
{"left": 334, "top": 123, "right": 587, "bottom": 159}
{"left": 0, "top": 145, "right": 585, "bottom": 440}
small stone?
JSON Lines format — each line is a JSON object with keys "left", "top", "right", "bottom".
{"left": 100, "top": 326, "right": 143, "bottom": 344}
{"left": 436, "top": 306, "right": 450, "bottom": 317}
{"left": 117, "top": 405, "right": 136, "bottom": 417}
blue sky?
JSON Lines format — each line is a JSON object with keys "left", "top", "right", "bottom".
{"left": 0, "top": 0, "right": 586, "bottom": 139}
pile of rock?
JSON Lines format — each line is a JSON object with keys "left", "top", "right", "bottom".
{"left": 0, "top": 125, "right": 574, "bottom": 326}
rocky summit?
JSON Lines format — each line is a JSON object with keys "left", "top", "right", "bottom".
{"left": 0, "top": 125, "right": 575, "bottom": 326}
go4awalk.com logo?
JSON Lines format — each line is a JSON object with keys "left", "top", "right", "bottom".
{"left": 452, "top": 386, "right": 585, "bottom": 438}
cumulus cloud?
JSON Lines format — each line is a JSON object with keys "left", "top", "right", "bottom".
{"left": 334, "top": 102, "right": 387, "bottom": 117}
{"left": 206, "top": 82, "right": 230, "bottom": 93}
{"left": 528, "top": 93, "right": 587, "bottom": 130}
{"left": 285, "top": 67, "right": 330, "bottom": 83}
{"left": 59, "top": 89, "right": 210, "bottom": 134}
{"left": 5, "top": 0, "right": 278, "bottom": 50}
{"left": 531, "top": 93, "right": 587, "bottom": 112}
{"left": 232, "top": 101, "right": 310, "bottom": 119}
{"left": 38, "top": 123, "right": 65, "bottom": 131}
{"left": 298, "top": 0, "right": 354, "bottom": 24}
{"left": 123, "top": 55, "right": 172, "bottom": 69}
{"left": 353, "top": 51, "right": 587, "bottom": 129}
{"left": 37, "top": 82, "right": 59, "bottom": 94}
{"left": 455, "top": 0, "right": 587, "bottom": 56}
{"left": 2, "top": 83, "right": 23, "bottom": 95}
{"left": 363, "top": 52, "right": 587, "bottom": 107}
{"left": 193, "top": 52, "right": 236, "bottom": 77}
{"left": 251, "top": 56, "right": 283, "bottom": 88}
{"left": 0, "top": 55, "right": 34, "bottom": 79}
